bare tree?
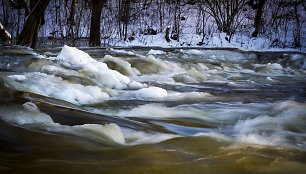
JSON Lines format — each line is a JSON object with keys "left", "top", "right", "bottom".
{"left": 118, "top": 0, "right": 131, "bottom": 41}
{"left": 204, "top": 0, "right": 247, "bottom": 42}
{"left": 16, "top": 0, "right": 51, "bottom": 48}
{"left": 89, "top": 0, "right": 106, "bottom": 46}
{"left": 250, "top": 0, "right": 266, "bottom": 37}
{"left": 67, "top": 0, "right": 77, "bottom": 45}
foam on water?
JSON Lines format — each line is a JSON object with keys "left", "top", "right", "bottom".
{"left": 131, "top": 73, "right": 176, "bottom": 83}
{"left": 0, "top": 104, "right": 126, "bottom": 144}
{"left": 26, "top": 59, "right": 54, "bottom": 72}
{"left": 114, "top": 103, "right": 213, "bottom": 121}
{"left": 0, "top": 103, "right": 176, "bottom": 145}
{"left": 8, "top": 72, "right": 110, "bottom": 105}
{"left": 290, "top": 54, "right": 306, "bottom": 69}
{"left": 131, "top": 55, "right": 183, "bottom": 74}
{"left": 122, "top": 128, "right": 179, "bottom": 145}
{"left": 196, "top": 101, "right": 306, "bottom": 149}
{"left": 270, "top": 63, "right": 283, "bottom": 70}
{"left": 253, "top": 63, "right": 284, "bottom": 74}
{"left": 0, "top": 104, "right": 54, "bottom": 125}
{"left": 180, "top": 49, "right": 254, "bottom": 62}
{"left": 186, "top": 68, "right": 208, "bottom": 81}
{"left": 227, "top": 73, "right": 246, "bottom": 81}
{"left": 51, "top": 123, "right": 177, "bottom": 145}
{"left": 103, "top": 55, "right": 139, "bottom": 76}
{"left": 195, "top": 132, "right": 231, "bottom": 141}
{"left": 51, "top": 123, "right": 126, "bottom": 144}
{"left": 173, "top": 74, "right": 199, "bottom": 83}
{"left": 165, "top": 92, "right": 213, "bottom": 102}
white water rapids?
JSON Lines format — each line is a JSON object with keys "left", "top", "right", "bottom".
{"left": 0, "top": 45, "right": 306, "bottom": 150}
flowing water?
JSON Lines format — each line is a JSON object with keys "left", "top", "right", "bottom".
{"left": 0, "top": 45, "right": 306, "bottom": 174}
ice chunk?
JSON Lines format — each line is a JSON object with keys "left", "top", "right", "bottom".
{"left": 128, "top": 81, "right": 147, "bottom": 89}
{"left": 147, "top": 49, "right": 166, "bottom": 55}
{"left": 8, "top": 72, "right": 109, "bottom": 105}
{"left": 56, "top": 45, "right": 97, "bottom": 68}
{"left": 181, "top": 49, "right": 203, "bottom": 55}
{"left": 54, "top": 45, "right": 131, "bottom": 89}
{"left": 132, "top": 86, "right": 168, "bottom": 99}
{"left": 109, "top": 48, "right": 135, "bottom": 55}
{"left": 8, "top": 74, "right": 26, "bottom": 82}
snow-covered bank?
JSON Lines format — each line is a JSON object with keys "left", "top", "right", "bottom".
{"left": 113, "top": 32, "right": 306, "bottom": 53}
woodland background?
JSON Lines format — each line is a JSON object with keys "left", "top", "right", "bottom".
{"left": 0, "top": 0, "right": 305, "bottom": 49}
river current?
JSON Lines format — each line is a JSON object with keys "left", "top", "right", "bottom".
{"left": 0, "top": 45, "right": 306, "bottom": 173}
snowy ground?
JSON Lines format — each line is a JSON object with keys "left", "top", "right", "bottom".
{"left": 112, "top": 32, "right": 306, "bottom": 53}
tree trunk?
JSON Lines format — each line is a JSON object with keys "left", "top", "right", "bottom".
{"left": 165, "top": 26, "right": 170, "bottom": 42}
{"left": 68, "top": 0, "right": 77, "bottom": 46}
{"left": 16, "top": 0, "right": 50, "bottom": 48}
{"left": 89, "top": 0, "right": 104, "bottom": 47}
{"left": 293, "top": 2, "right": 301, "bottom": 47}
{"left": 252, "top": 0, "right": 265, "bottom": 37}
{"left": 158, "top": 0, "right": 163, "bottom": 32}
{"left": 122, "top": 0, "right": 131, "bottom": 41}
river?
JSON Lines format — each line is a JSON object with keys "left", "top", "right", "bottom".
{"left": 0, "top": 45, "right": 306, "bottom": 173}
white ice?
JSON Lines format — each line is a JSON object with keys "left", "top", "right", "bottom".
{"left": 132, "top": 87, "right": 168, "bottom": 99}
{"left": 147, "top": 49, "right": 166, "bottom": 55}
{"left": 109, "top": 48, "right": 135, "bottom": 55}
{"left": 53, "top": 45, "right": 131, "bottom": 89}
{"left": 8, "top": 72, "right": 110, "bottom": 105}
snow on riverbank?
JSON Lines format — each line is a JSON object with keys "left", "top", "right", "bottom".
{"left": 114, "top": 32, "right": 305, "bottom": 53}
